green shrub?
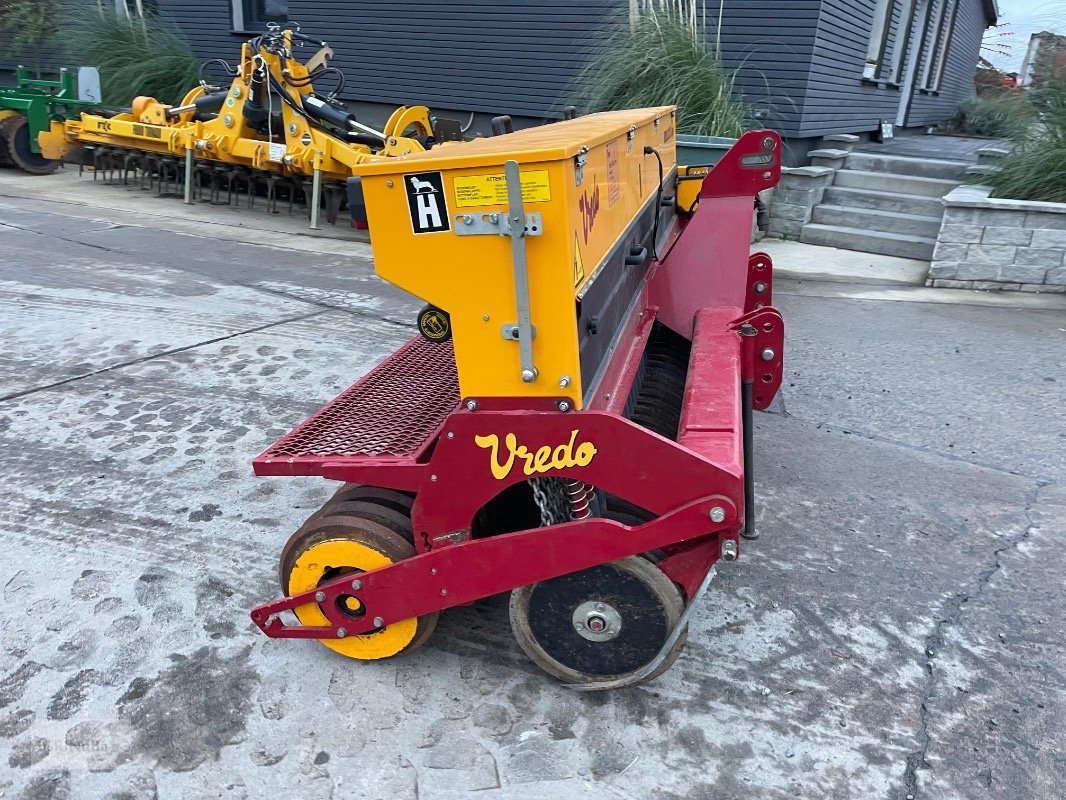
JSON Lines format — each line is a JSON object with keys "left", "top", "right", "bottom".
{"left": 60, "top": 7, "right": 199, "bottom": 106}
{"left": 571, "top": 15, "right": 749, "bottom": 137}
{"left": 0, "top": 0, "right": 60, "bottom": 75}
{"left": 985, "top": 79, "right": 1066, "bottom": 203}
{"left": 945, "top": 94, "right": 1037, "bottom": 139}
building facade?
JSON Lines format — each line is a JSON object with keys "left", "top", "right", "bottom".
{"left": 6, "top": 0, "right": 997, "bottom": 153}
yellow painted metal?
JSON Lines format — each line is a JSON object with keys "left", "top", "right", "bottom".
{"left": 354, "top": 107, "right": 677, "bottom": 408}
{"left": 37, "top": 28, "right": 434, "bottom": 181}
{"left": 676, "top": 164, "right": 710, "bottom": 214}
{"left": 286, "top": 538, "right": 419, "bottom": 659}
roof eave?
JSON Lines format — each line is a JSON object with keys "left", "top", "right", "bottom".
{"left": 982, "top": 0, "right": 999, "bottom": 25}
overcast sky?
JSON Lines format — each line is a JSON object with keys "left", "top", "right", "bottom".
{"left": 988, "top": 0, "right": 1065, "bottom": 72}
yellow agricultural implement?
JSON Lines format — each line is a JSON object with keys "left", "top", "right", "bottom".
{"left": 38, "top": 25, "right": 457, "bottom": 226}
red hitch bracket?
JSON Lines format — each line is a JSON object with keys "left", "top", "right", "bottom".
{"left": 746, "top": 252, "right": 774, "bottom": 313}
{"left": 732, "top": 306, "right": 784, "bottom": 410}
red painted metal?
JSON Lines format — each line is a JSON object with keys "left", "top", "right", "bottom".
{"left": 730, "top": 307, "right": 785, "bottom": 410}
{"left": 248, "top": 132, "right": 787, "bottom": 653}
{"left": 700, "top": 131, "right": 782, "bottom": 201}
{"left": 678, "top": 309, "right": 744, "bottom": 472}
{"left": 251, "top": 496, "right": 736, "bottom": 639}
{"left": 407, "top": 408, "right": 742, "bottom": 540}
{"left": 659, "top": 535, "right": 730, "bottom": 599}
{"left": 746, "top": 252, "right": 774, "bottom": 313}
{"left": 648, "top": 133, "right": 780, "bottom": 340}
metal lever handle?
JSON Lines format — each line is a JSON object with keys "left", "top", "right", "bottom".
{"left": 504, "top": 160, "right": 537, "bottom": 383}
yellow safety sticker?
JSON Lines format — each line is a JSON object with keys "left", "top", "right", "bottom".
{"left": 453, "top": 170, "right": 551, "bottom": 208}
{"left": 573, "top": 232, "right": 585, "bottom": 287}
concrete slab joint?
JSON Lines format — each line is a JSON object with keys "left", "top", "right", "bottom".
{"left": 929, "top": 186, "right": 1066, "bottom": 291}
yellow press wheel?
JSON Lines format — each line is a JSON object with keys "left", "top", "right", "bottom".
{"left": 279, "top": 516, "right": 438, "bottom": 660}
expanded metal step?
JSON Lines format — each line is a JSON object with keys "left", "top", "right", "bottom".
{"left": 254, "top": 336, "right": 459, "bottom": 476}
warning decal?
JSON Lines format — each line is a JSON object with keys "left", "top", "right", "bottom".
{"left": 453, "top": 170, "right": 551, "bottom": 208}
{"left": 573, "top": 232, "right": 585, "bottom": 287}
{"left": 404, "top": 171, "right": 450, "bottom": 234}
{"left": 606, "top": 140, "right": 621, "bottom": 207}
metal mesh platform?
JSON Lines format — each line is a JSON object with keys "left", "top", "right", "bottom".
{"left": 254, "top": 336, "right": 459, "bottom": 475}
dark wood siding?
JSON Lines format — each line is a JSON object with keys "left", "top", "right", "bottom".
{"left": 710, "top": 2, "right": 820, "bottom": 136}
{"left": 906, "top": 0, "right": 983, "bottom": 125}
{"left": 5, "top": 0, "right": 990, "bottom": 139}
{"left": 797, "top": 0, "right": 905, "bottom": 137}
{"left": 158, "top": 0, "right": 237, "bottom": 62}
{"left": 160, "top": 0, "right": 617, "bottom": 119}
{"left": 157, "top": 0, "right": 818, "bottom": 134}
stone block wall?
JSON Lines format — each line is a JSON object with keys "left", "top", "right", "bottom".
{"left": 929, "top": 186, "right": 1066, "bottom": 292}
{"left": 767, "top": 166, "right": 834, "bottom": 239}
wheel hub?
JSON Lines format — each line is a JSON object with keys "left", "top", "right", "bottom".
{"left": 572, "top": 601, "right": 622, "bottom": 642}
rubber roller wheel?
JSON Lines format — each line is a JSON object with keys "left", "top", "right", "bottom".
{"left": 0, "top": 123, "right": 11, "bottom": 165}
{"left": 326, "top": 483, "right": 415, "bottom": 517}
{"left": 509, "top": 556, "right": 687, "bottom": 687}
{"left": 312, "top": 501, "right": 414, "bottom": 541}
{"left": 279, "top": 516, "right": 438, "bottom": 660}
{"left": 280, "top": 509, "right": 414, "bottom": 587}
{"left": 0, "top": 115, "right": 59, "bottom": 175}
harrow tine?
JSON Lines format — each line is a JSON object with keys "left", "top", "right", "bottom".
{"left": 142, "top": 155, "right": 155, "bottom": 191}
{"left": 267, "top": 173, "right": 279, "bottom": 214}
{"left": 121, "top": 151, "right": 130, "bottom": 185}
{"left": 228, "top": 168, "right": 241, "bottom": 206}
{"left": 325, "top": 183, "right": 342, "bottom": 225}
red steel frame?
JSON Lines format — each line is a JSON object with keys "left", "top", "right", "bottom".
{"left": 250, "top": 130, "right": 785, "bottom": 641}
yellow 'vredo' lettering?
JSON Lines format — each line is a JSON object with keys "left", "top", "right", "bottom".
{"left": 475, "top": 430, "right": 598, "bottom": 480}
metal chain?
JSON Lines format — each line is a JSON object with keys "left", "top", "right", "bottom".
{"left": 529, "top": 477, "right": 574, "bottom": 526}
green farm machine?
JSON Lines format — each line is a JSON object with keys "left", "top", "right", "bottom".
{"left": 0, "top": 66, "right": 99, "bottom": 174}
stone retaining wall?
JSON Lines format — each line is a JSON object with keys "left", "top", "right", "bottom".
{"left": 929, "top": 185, "right": 1066, "bottom": 292}
{"left": 766, "top": 166, "right": 834, "bottom": 239}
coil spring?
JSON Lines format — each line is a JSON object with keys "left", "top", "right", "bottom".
{"left": 565, "top": 479, "right": 594, "bottom": 521}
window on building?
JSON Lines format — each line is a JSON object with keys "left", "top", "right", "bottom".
{"left": 233, "top": 0, "right": 289, "bottom": 30}
{"left": 114, "top": 0, "right": 159, "bottom": 14}
{"left": 866, "top": 0, "right": 894, "bottom": 77}
{"left": 888, "top": 0, "right": 918, "bottom": 83}
{"left": 866, "top": 0, "right": 917, "bottom": 84}
{"left": 921, "top": 0, "right": 959, "bottom": 90}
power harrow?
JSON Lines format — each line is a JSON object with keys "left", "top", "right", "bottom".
{"left": 37, "top": 25, "right": 458, "bottom": 227}
{"left": 0, "top": 67, "right": 98, "bottom": 174}
{"left": 249, "top": 107, "right": 784, "bottom": 688}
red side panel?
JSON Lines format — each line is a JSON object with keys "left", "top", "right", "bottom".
{"left": 649, "top": 130, "right": 781, "bottom": 339}
{"left": 677, "top": 309, "right": 744, "bottom": 474}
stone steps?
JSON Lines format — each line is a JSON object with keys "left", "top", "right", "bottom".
{"left": 772, "top": 143, "right": 973, "bottom": 261}
{"left": 799, "top": 224, "right": 936, "bottom": 261}
{"left": 832, "top": 169, "right": 959, "bottom": 198}
{"left": 810, "top": 204, "right": 942, "bottom": 239}
{"left": 823, "top": 186, "right": 945, "bottom": 216}
{"left": 844, "top": 152, "right": 970, "bottom": 181}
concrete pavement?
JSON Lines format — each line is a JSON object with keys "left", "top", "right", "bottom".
{"left": 0, "top": 172, "right": 1063, "bottom": 800}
